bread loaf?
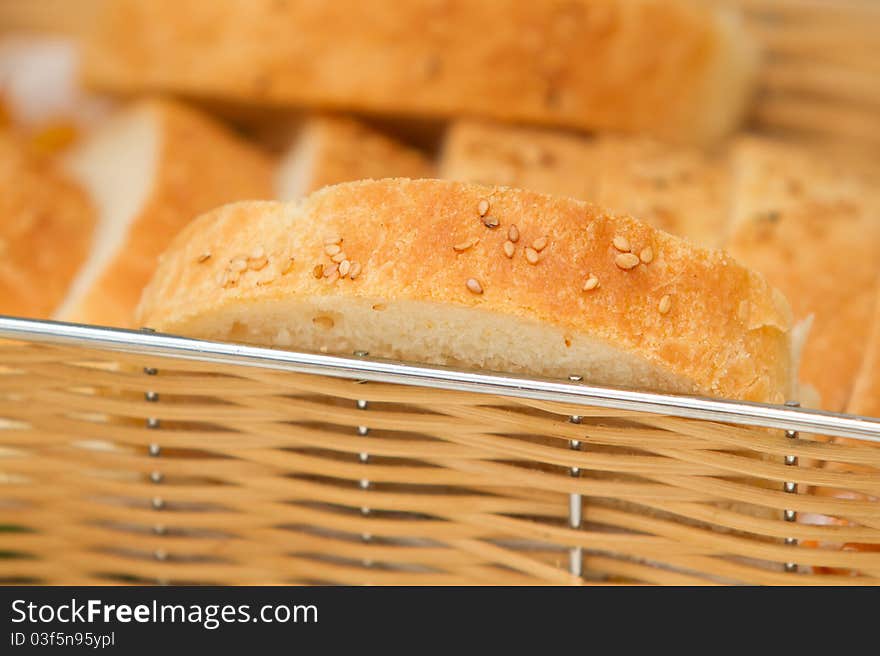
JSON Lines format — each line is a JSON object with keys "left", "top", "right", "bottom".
{"left": 55, "top": 98, "right": 273, "bottom": 327}
{"left": 84, "top": 0, "right": 758, "bottom": 144}
{"left": 0, "top": 133, "right": 95, "bottom": 317}
{"left": 137, "top": 178, "right": 793, "bottom": 403}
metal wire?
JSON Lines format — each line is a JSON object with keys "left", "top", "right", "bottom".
{"left": 3, "top": 316, "right": 880, "bottom": 443}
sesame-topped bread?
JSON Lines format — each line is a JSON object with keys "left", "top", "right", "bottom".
{"left": 84, "top": 0, "right": 757, "bottom": 145}
{"left": 0, "top": 132, "right": 95, "bottom": 318}
{"left": 137, "top": 179, "right": 793, "bottom": 403}
{"left": 276, "top": 115, "right": 434, "bottom": 201}
{"left": 55, "top": 98, "right": 274, "bottom": 328}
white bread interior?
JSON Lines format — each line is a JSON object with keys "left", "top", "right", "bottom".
{"left": 55, "top": 104, "right": 156, "bottom": 319}
{"left": 176, "top": 297, "right": 694, "bottom": 394}
{"left": 274, "top": 115, "right": 434, "bottom": 201}
{"left": 275, "top": 121, "right": 319, "bottom": 201}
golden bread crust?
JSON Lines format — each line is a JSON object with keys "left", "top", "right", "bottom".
{"left": 137, "top": 178, "right": 792, "bottom": 403}
{"left": 726, "top": 138, "right": 880, "bottom": 411}
{"left": 84, "top": 0, "right": 756, "bottom": 144}
{"left": 0, "top": 133, "right": 95, "bottom": 318}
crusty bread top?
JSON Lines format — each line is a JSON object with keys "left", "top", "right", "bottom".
{"left": 0, "top": 132, "right": 95, "bottom": 318}
{"left": 725, "top": 137, "right": 880, "bottom": 411}
{"left": 84, "top": 0, "right": 757, "bottom": 144}
{"left": 138, "top": 179, "right": 792, "bottom": 403}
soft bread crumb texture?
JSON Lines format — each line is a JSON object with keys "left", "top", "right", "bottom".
{"left": 137, "top": 179, "right": 793, "bottom": 403}
{"left": 0, "top": 133, "right": 95, "bottom": 318}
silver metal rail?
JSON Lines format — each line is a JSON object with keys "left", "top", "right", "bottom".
{"left": 3, "top": 316, "right": 880, "bottom": 443}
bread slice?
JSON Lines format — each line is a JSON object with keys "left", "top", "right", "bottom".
{"left": 276, "top": 115, "right": 433, "bottom": 201}
{"left": 591, "top": 136, "right": 731, "bottom": 249}
{"left": 0, "top": 133, "right": 95, "bottom": 317}
{"left": 440, "top": 121, "right": 730, "bottom": 248}
{"left": 136, "top": 179, "right": 792, "bottom": 403}
{"left": 83, "top": 0, "right": 758, "bottom": 145}
{"left": 725, "top": 137, "right": 880, "bottom": 411}
{"left": 439, "top": 120, "right": 603, "bottom": 205}
{"left": 55, "top": 98, "right": 273, "bottom": 328}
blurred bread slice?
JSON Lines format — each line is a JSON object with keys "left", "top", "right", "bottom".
{"left": 440, "top": 121, "right": 729, "bottom": 248}
{"left": 276, "top": 115, "right": 433, "bottom": 201}
{"left": 0, "top": 0, "right": 104, "bottom": 37}
{"left": 847, "top": 291, "right": 880, "bottom": 419}
{"left": 0, "top": 133, "right": 95, "bottom": 317}
{"left": 725, "top": 138, "right": 880, "bottom": 411}
{"left": 592, "top": 136, "right": 731, "bottom": 249}
{"left": 440, "top": 120, "right": 603, "bottom": 204}
{"left": 56, "top": 98, "right": 273, "bottom": 327}
{"left": 136, "top": 179, "right": 793, "bottom": 404}
{"left": 84, "top": 0, "right": 758, "bottom": 145}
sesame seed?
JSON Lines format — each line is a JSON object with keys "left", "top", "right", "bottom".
{"left": 250, "top": 246, "right": 265, "bottom": 260}
{"left": 331, "top": 251, "right": 346, "bottom": 263}
{"left": 326, "top": 271, "right": 340, "bottom": 283}
{"left": 338, "top": 259, "right": 351, "bottom": 277}
{"left": 256, "top": 271, "right": 276, "bottom": 286}
{"left": 532, "top": 236, "right": 548, "bottom": 252}
{"left": 197, "top": 253, "right": 211, "bottom": 263}
{"left": 482, "top": 216, "right": 500, "bottom": 229}
{"left": 466, "top": 278, "right": 483, "bottom": 294}
{"left": 249, "top": 256, "right": 268, "bottom": 271}
{"left": 349, "top": 261, "right": 362, "bottom": 280}
{"left": 639, "top": 246, "right": 654, "bottom": 264}
{"left": 220, "top": 269, "right": 238, "bottom": 288}
{"left": 503, "top": 241, "right": 515, "bottom": 258}
{"left": 313, "top": 264, "right": 324, "bottom": 279}
{"left": 478, "top": 199, "right": 490, "bottom": 216}
{"left": 282, "top": 257, "right": 296, "bottom": 275}
{"left": 230, "top": 257, "right": 248, "bottom": 272}
{"left": 324, "top": 243, "right": 342, "bottom": 256}
{"left": 453, "top": 238, "right": 477, "bottom": 253}
{"left": 614, "top": 252, "right": 640, "bottom": 270}
{"left": 658, "top": 294, "right": 672, "bottom": 314}
{"left": 323, "top": 235, "right": 342, "bottom": 246}
{"left": 508, "top": 225, "right": 519, "bottom": 243}
{"left": 525, "top": 247, "right": 540, "bottom": 264}
{"left": 323, "top": 263, "right": 339, "bottom": 277}
{"left": 583, "top": 275, "right": 599, "bottom": 291}
{"left": 612, "top": 235, "right": 631, "bottom": 252}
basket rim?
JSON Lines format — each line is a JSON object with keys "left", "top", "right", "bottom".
{"left": 2, "top": 314, "right": 879, "bottom": 444}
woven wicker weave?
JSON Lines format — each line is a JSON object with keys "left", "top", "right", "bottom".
{"left": 2, "top": 332, "right": 880, "bottom": 586}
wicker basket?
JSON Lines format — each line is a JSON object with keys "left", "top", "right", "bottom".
{"left": 2, "top": 316, "right": 880, "bottom": 586}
